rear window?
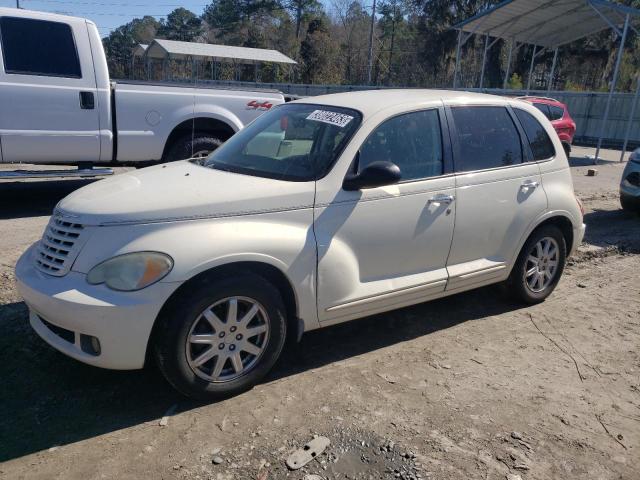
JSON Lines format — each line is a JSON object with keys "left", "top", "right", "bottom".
{"left": 548, "top": 105, "right": 564, "bottom": 121}
{"left": 0, "top": 17, "right": 81, "bottom": 78}
{"left": 450, "top": 106, "right": 523, "bottom": 172}
{"left": 533, "top": 103, "right": 551, "bottom": 120}
{"left": 514, "top": 109, "right": 556, "bottom": 161}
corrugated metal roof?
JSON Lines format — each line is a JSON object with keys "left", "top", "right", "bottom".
{"left": 132, "top": 44, "right": 148, "bottom": 57}
{"left": 453, "top": 0, "right": 640, "bottom": 48}
{"left": 145, "top": 39, "right": 296, "bottom": 64}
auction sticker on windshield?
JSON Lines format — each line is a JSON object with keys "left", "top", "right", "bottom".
{"left": 306, "top": 110, "right": 354, "bottom": 128}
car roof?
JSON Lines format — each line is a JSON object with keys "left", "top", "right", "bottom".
{"left": 516, "top": 96, "right": 565, "bottom": 107}
{"left": 290, "top": 89, "right": 511, "bottom": 117}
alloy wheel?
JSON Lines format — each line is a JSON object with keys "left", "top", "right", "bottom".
{"left": 186, "top": 296, "right": 270, "bottom": 382}
{"left": 524, "top": 236, "right": 560, "bottom": 293}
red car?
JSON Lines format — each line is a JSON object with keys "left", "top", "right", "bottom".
{"left": 517, "top": 96, "right": 576, "bottom": 157}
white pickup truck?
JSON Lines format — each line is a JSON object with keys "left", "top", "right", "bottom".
{"left": 0, "top": 7, "right": 286, "bottom": 168}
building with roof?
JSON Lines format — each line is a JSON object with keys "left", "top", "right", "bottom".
{"left": 451, "top": 0, "right": 640, "bottom": 162}
{"left": 132, "top": 39, "right": 296, "bottom": 84}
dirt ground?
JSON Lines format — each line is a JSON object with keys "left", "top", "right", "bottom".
{"left": 0, "top": 148, "right": 638, "bottom": 480}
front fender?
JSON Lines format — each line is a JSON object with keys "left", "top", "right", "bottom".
{"left": 72, "top": 211, "right": 319, "bottom": 330}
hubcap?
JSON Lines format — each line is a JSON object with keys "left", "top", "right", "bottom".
{"left": 186, "top": 296, "right": 269, "bottom": 383}
{"left": 524, "top": 237, "right": 560, "bottom": 293}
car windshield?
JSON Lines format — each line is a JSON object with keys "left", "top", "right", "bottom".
{"left": 202, "top": 103, "right": 361, "bottom": 181}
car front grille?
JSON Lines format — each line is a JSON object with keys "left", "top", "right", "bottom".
{"left": 35, "top": 214, "right": 86, "bottom": 276}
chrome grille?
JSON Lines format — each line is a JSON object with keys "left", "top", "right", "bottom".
{"left": 35, "top": 215, "right": 86, "bottom": 276}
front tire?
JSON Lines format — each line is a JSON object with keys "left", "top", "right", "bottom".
{"left": 154, "top": 273, "right": 287, "bottom": 400}
{"left": 506, "top": 225, "right": 566, "bottom": 304}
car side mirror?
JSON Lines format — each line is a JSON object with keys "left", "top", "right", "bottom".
{"left": 343, "top": 161, "right": 401, "bottom": 191}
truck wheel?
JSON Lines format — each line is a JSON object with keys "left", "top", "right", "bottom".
{"left": 163, "top": 134, "right": 223, "bottom": 162}
{"left": 506, "top": 225, "right": 566, "bottom": 305}
{"left": 154, "top": 273, "right": 287, "bottom": 400}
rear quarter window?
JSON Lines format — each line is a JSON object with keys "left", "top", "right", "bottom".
{"left": 514, "top": 109, "right": 556, "bottom": 161}
{"left": 0, "top": 16, "right": 81, "bottom": 78}
{"left": 450, "top": 106, "right": 523, "bottom": 172}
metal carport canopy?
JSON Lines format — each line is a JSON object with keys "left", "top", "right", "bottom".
{"left": 452, "top": 0, "right": 640, "bottom": 163}
{"left": 454, "top": 0, "right": 640, "bottom": 48}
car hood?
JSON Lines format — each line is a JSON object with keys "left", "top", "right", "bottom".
{"left": 57, "top": 161, "right": 316, "bottom": 226}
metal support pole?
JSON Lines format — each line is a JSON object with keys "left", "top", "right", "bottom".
{"left": 620, "top": 75, "right": 640, "bottom": 162}
{"left": 503, "top": 39, "right": 514, "bottom": 90}
{"left": 366, "top": 0, "right": 377, "bottom": 85}
{"left": 479, "top": 33, "right": 490, "bottom": 89}
{"left": 254, "top": 63, "right": 258, "bottom": 82}
{"left": 547, "top": 48, "right": 558, "bottom": 92}
{"left": 596, "top": 13, "right": 630, "bottom": 164}
{"left": 453, "top": 29, "right": 463, "bottom": 89}
{"left": 16, "top": 0, "right": 20, "bottom": 8}
{"left": 526, "top": 45, "right": 537, "bottom": 94}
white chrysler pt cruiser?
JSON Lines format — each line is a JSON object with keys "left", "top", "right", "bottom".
{"left": 16, "top": 90, "right": 586, "bottom": 399}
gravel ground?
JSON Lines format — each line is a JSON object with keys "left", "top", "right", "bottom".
{"left": 0, "top": 149, "right": 638, "bottom": 480}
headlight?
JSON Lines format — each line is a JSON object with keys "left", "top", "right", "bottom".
{"left": 87, "top": 252, "right": 173, "bottom": 291}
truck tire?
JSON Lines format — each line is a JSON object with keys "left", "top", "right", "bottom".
{"left": 154, "top": 273, "right": 287, "bottom": 400}
{"left": 163, "top": 134, "right": 224, "bottom": 162}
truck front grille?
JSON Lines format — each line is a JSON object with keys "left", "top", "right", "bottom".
{"left": 35, "top": 215, "right": 86, "bottom": 276}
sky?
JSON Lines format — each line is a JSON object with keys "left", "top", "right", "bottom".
{"left": 0, "top": 0, "right": 210, "bottom": 36}
{"left": 0, "top": 0, "right": 337, "bottom": 37}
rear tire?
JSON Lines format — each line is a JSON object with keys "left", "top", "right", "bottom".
{"left": 563, "top": 142, "right": 571, "bottom": 158}
{"left": 162, "top": 134, "right": 223, "bottom": 163}
{"left": 154, "top": 273, "right": 287, "bottom": 400}
{"left": 506, "top": 225, "right": 566, "bottom": 305}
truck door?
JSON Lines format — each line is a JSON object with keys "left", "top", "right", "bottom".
{"left": 0, "top": 14, "right": 100, "bottom": 163}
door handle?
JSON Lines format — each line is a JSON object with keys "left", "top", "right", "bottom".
{"left": 427, "top": 194, "right": 455, "bottom": 206}
{"left": 79, "top": 91, "right": 95, "bottom": 110}
{"left": 521, "top": 179, "right": 540, "bottom": 190}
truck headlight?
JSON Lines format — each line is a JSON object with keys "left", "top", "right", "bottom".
{"left": 87, "top": 252, "right": 173, "bottom": 291}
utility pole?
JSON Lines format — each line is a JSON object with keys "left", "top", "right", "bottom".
{"left": 366, "top": 0, "right": 377, "bottom": 85}
{"left": 386, "top": 3, "right": 397, "bottom": 85}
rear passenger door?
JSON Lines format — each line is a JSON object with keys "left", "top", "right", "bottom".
{"left": 444, "top": 105, "right": 548, "bottom": 293}
{"left": 0, "top": 15, "right": 100, "bottom": 163}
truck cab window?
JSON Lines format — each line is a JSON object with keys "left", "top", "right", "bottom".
{"left": 0, "top": 17, "right": 81, "bottom": 78}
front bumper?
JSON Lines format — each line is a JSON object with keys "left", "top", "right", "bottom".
{"left": 16, "top": 244, "right": 180, "bottom": 370}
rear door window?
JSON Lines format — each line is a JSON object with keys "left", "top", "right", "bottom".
{"left": 359, "top": 109, "right": 444, "bottom": 181}
{"left": 514, "top": 109, "right": 556, "bottom": 160}
{"left": 450, "top": 106, "right": 523, "bottom": 172}
{"left": 0, "top": 17, "right": 81, "bottom": 78}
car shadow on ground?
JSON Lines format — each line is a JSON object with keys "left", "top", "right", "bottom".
{"left": 0, "top": 286, "right": 526, "bottom": 462}
{"left": 0, "top": 179, "right": 98, "bottom": 220}
{"left": 568, "top": 155, "right": 621, "bottom": 167}
{"left": 582, "top": 207, "right": 640, "bottom": 253}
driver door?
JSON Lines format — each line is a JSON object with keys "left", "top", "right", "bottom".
{"left": 314, "top": 108, "right": 456, "bottom": 324}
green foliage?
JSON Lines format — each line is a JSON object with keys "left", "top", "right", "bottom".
{"left": 564, "top": 81, "right": 585, "bottom": 92}
{"left": 102, "top": 0, "right": 640, "bottom": 91}
{"left": 506, "top": 73, "right": 523, "bottom": 90}
{"left": 157, "top": 8, "right": 204, "bottom": 42}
